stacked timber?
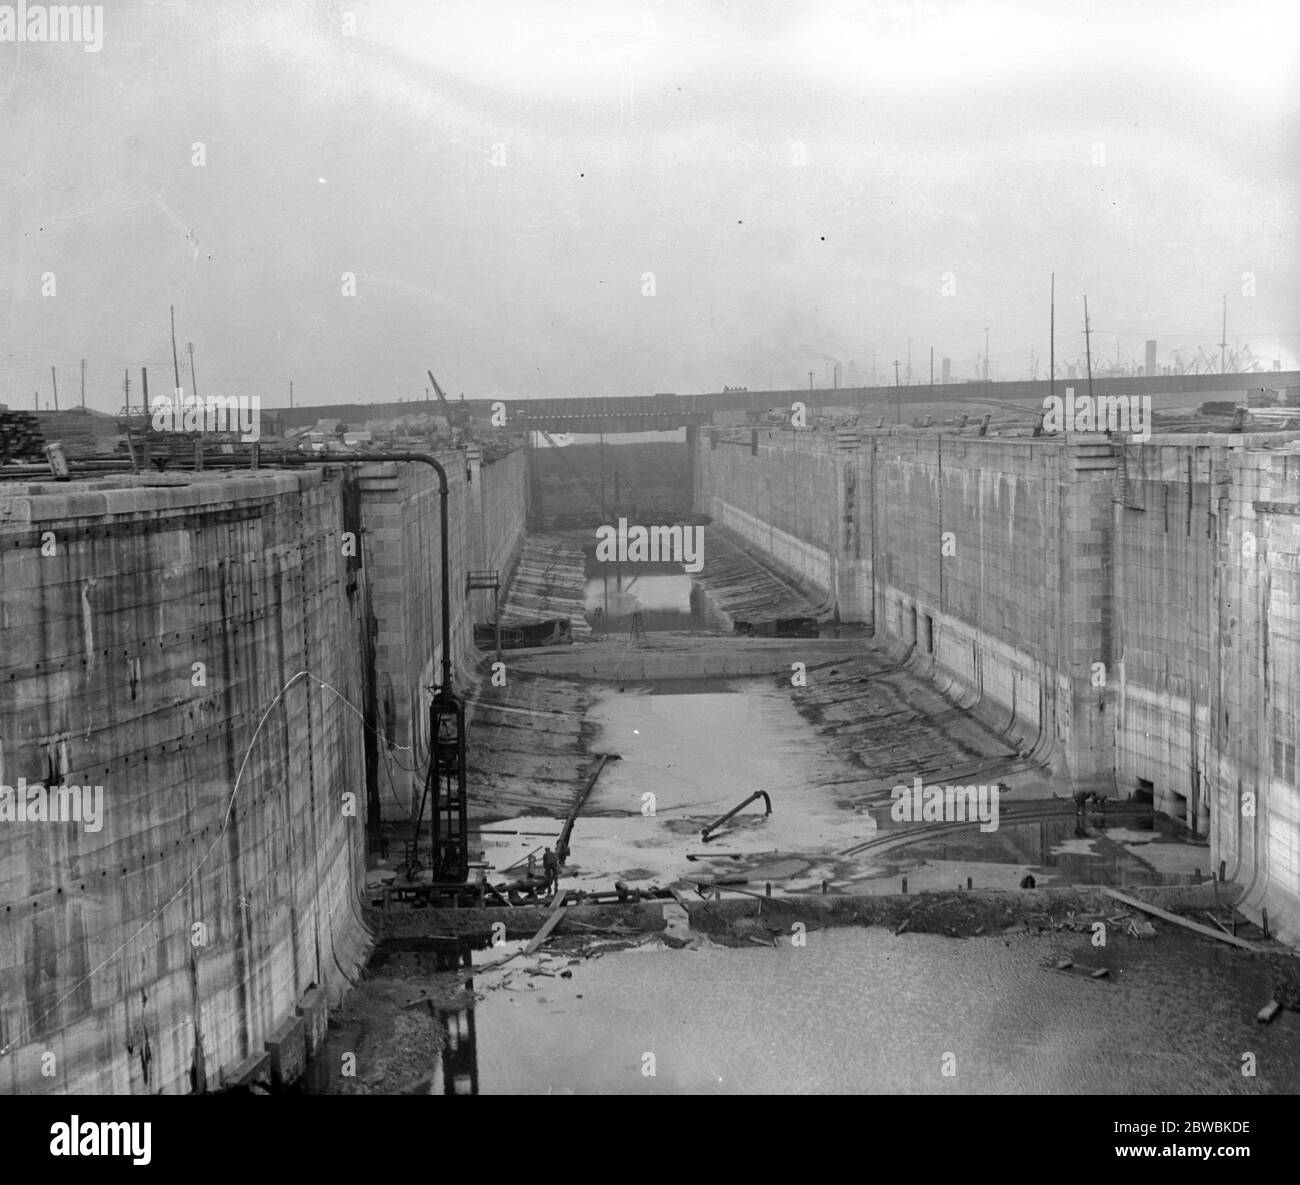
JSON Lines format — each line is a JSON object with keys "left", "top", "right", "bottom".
{"left": 0, "top": 410, "right": 46, "bottom": 462}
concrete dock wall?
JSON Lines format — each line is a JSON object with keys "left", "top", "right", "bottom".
{"left": 693, "top": 426, "right": 1300, "bottom": 938}
{"left": 694, "top": 429, "right": 847, "bottom": 612}
{"left": 529, "top": 440, "right": 690, "bottom": 527}
{"left": 0, "top": 443, "right": 529, "bottom": 1093}
{"left": 0, "top": 469, "right": 370, "bottom": 1094}
{"left": 1113, "top": 439, "right": 1300, "bottom": 935}
{"left": 695, "top": 428, "right": 1115, "bottom": 789}
{"left": 356, "top": 449, "right": 528, "bottom": 816}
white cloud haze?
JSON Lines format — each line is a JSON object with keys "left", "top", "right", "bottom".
{"left": 1, "top": 0, "right": 1296, "bottom": 411}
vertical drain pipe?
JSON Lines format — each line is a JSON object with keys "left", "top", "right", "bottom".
{"left": 267, "top": 451, "right": 453, "bottom": 687}
{"left": 265, "top": 452, "right": 457, "bottom": 872}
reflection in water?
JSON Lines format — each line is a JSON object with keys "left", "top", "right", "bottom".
{"left": 584, "top": 540, "right": 721, "bottom": 634}
{"left": 300, "top": 937, "right": 481, "bottom": 1095}
{"left": 432, "top": 944, "right": 479, "bottom": 1096}
{"left": 904, "top": 811, "right": 1180, "bottom": 887}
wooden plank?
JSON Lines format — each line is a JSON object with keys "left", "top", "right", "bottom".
{"left": 557, "top": 754, "right": 612, "bottom": 859}
{"left": 1102, "top": 888, "right": 1262, "bottom": 951}
{"left": 1203, "top": 910, "right": 1233, "bottom": 937}
{"left": 523, "top": 900, "right": 568, "bottom": 955}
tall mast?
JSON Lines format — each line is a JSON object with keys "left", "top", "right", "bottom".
{"left": 1083, "top": 295, "right": 1094, "bottom": 403}
{"left": 170, "top": 305, "right": 181, "bottom": 390}
{"left": 1049, "top": 273, "right": 1055, "bottom": 406}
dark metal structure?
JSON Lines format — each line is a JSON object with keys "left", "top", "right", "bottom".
{"left": 261, "top": 450, "right": 469, "bottom": 883}
{"left": 701, "top": 790, "right": 772, "bottom": 842}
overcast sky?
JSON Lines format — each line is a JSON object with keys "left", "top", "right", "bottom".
{"left": 2, "top": 0, "right": 1296, "bottom": 411}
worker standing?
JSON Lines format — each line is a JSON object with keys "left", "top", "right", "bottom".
{"left": 542, "top": 847, "right": 560, "bottom": 897}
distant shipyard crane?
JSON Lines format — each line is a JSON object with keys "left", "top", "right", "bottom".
{"left": 427, "top": 369, "right": 472, "bottom": 442}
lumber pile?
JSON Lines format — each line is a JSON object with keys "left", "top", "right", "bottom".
{"left": 0, "top": 410, "right": 46, "bottom": 462}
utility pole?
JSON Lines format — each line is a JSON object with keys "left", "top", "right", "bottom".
{"left": 187, "top": 342, "right": 198, "bottom": 399}
{"left": 1050, "top": 273, "right": 1055, "bottom": 408}
{"left": 123, "top": 369, "right": 130, "bottom": 413}
{"left": 1083, "top": 295, "right": 1095, "bottom": 404}
{"left": 50, "top": 366, "right": 58, "bottom": 410}
{"left": 1219, "top": 295, "right": 1228, "bottom": 375}
{"left": 141, "top": 367, "right": 148, "bottom": 417}
{"left": 170, "top": 305, "right": 181, "bottom": 391}
{"left": 289, "top": 380, "right": 294, "bottom": 409}
{"left": 80, "top": 358, "right": 86, "bottom": 409}
{"left": 808, "top": 370, "right": 814, "bottom": 392}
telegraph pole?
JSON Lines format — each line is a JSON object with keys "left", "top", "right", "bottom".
{"left": 1049, "top": 273, "right": 1055, "bottom": 408}
{"left": 170, "top": 305, "right": 181, "bottom": 390}
{"left": 187, "top": 342, "right": 198, "bottom": 398}
{"left": 1083, "top": 295, "right": 1095, "bottom": 403}
{"left": 50, "top": 366, "right": 58, "bottom": 410}
{"left": 1219, "top": 295, "right": 1228, "bottom": 375}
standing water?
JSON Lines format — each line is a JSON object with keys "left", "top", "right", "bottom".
{"left": 464, "top": 928, "right": 1300, "bottom": 1094}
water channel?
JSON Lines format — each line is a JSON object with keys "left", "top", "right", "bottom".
{"left": 582, "top": 550, "right": 714, "bottom": 633}
{"left": 305, "top": 551, "right": 1300, "bottom": 1095}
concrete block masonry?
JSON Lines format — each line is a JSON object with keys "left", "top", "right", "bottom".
{"left": 694, "top": 426, "right": 1300, "bottom": 941}
{"left": 0, "top": 469, "right": 371, "bottom": 1094}
{"left": 0, "top": 449, "right": 527, "bottom": 1094}
{"left": 265, "top": 1016, "right": 307, "bottom": 1088}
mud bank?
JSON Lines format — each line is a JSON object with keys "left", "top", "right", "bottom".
{"left": 366, "top": 882, "right": 1251, "bottom": 944}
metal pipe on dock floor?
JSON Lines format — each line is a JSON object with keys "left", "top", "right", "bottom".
{"left": 701, "top": 790, "right": 772, "bottom": 841}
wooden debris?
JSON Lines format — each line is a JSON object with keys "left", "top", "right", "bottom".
{"left": 1203, "top": 911, "right": 1233, "bottom": 937}
{"left": 1103, "top": 888, "right": 1263, "bottom": 951}
{"left": 1256, "top": 1000, "right": 1281, "bottom": 1024}
{"left": 523, "top": 900, "right": 568, "bottom": 955}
